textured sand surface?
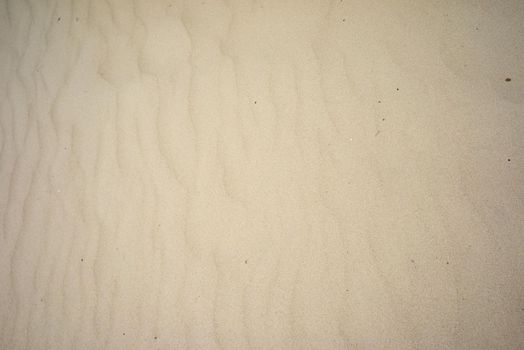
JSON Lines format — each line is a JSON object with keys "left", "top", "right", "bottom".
{"left": 0, "top": 0, "right": 523, "bottom": 349}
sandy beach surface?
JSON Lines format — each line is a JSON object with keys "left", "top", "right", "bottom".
{"left": 0, "top": 0, "right": 523, "bottom": 349}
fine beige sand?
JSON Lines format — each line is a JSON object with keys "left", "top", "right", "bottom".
{"left": 0, "top": 0, "right": 523, "bottom": 349}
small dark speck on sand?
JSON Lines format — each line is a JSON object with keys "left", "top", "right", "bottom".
{"left": 81, "top": 258, "right": 84, "bottom": 262}
{"left": 508, "top": 158, "right": 511, "bottom": 162}
{"left": 505, "top": 78, "right": 511, "bottom": 82}
{"left": 154, "top": 336, "right": 158, "bottom": 340}
{"left": 410, "top": 259, "right": 415, "bottom": 263}
{"left": 382, "top": 118, "right": 385, "bottom": 121}
{"left": 123, "top": 333, "right": 125, "bottom": 336}
{"left": 244, "top": 260, "right": 248, "bottom": 264}
{"left": 57, "top": 17, "right": 61, "bottom": 22}
{"left": 342, "top": 18, "right": 346, "bottom": 22}
{"left": 378, "top": 100, "right": 381, "bottom": 103}
{"left": 446, "top": 261, "right": 449, "bottom": 265}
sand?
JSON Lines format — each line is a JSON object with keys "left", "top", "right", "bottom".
{"left": 0, "top": 0, "right": 523, "bottom": 349}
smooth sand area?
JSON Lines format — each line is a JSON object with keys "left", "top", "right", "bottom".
{"left": 0, "top": 0, "right": 523, "bottom": 349}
